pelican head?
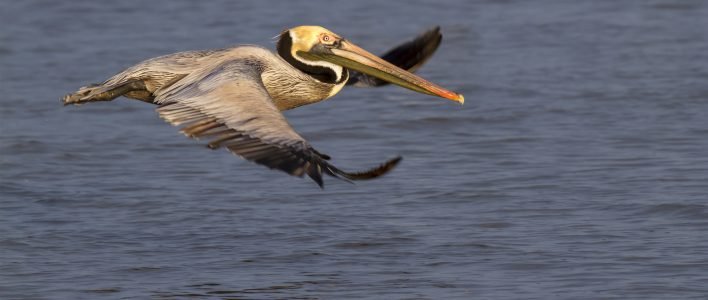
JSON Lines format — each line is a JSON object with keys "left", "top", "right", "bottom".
{"left": 277, "top": 25, "right": 464, "bottom": 104}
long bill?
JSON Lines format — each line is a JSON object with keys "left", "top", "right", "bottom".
{"left": 298, "top": 40, "right": 464, "bottom": 104}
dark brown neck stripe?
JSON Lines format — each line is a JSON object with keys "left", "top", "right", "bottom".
{"left": 277, "top": 32, "right": 339, "bottom": 84}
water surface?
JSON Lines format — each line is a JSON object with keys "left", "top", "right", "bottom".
{"left": 2, "top": 1, "right": 708, "bottom": 299}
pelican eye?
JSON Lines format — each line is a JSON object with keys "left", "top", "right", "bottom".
{"left": 321, "top": 34, "right": 337, "bottom": 46}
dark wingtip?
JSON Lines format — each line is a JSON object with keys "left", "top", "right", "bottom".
{"left": 423, "top": 26, "right": 443, "bottom": 53}
{"left": 333, "top": 156, "right": 403, "bottom": 181}
{"left": 306, "top": 163, "right": 325, "bottom": 188}
{"left": 428, "top": 26, "right": 442, "bottom": 38}
{"left": 347, "top": 25, "right": 445, "bottom": 88}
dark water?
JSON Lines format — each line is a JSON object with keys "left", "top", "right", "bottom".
{"left": 2, "top": 0, "right": 708, "bottom": 299}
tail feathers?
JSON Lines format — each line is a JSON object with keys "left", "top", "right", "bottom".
{"left": 62, "top": 84, "right": 112, "bottom": 106}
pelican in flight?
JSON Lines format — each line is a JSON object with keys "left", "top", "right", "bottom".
{"left": 63, "top": 25, "right": 464, "bottom": 187}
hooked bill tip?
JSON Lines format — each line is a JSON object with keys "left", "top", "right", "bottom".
{"left": 439, "top": 90, "right": 464, "bottom": 104}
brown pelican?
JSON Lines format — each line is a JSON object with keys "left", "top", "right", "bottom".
{"left": 63, "top": 25, "right": 464, "bottom": 187}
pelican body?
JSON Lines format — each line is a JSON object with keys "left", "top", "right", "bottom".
{"left": 63, "top": 26, "right": 463, "bottom": 187}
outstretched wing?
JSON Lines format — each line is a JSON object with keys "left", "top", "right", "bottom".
{"left": 347, "top": 26, "right": 442, "bottom": 87}
{"left": 154, "top": 59, "right": 400, "bottom": 187}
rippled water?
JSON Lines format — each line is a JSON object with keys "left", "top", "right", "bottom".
{"left": 2, "top": 0, "right": 708, "bottom": 299}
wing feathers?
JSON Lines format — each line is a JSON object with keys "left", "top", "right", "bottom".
{"left": 155, "top": 59, "right": 399, "bottom": 187}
